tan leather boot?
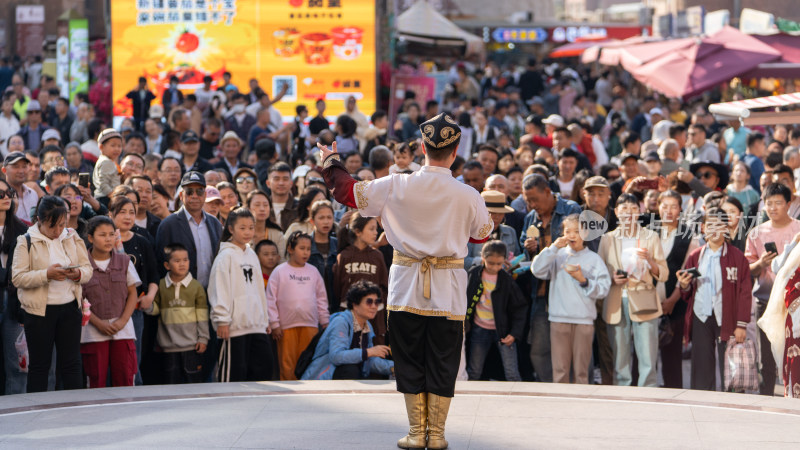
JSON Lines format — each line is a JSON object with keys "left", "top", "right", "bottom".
{"left": 397, "top": 393, "right": 427, "bottom": 449}
{"left": 426, "top": 393, "right": 452, "bottom": 449}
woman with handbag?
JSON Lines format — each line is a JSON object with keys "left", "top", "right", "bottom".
{"left": 11, "top": 196, "right": 93, "bottom": 392}
{"left": 598, "top": 193, "right": 668, "bottom": 387}
{"left": 650, "top": 190, "right": 699, "bottom": 389}
{"left": 679, "top": 208, "right": 752, "bottom": 391}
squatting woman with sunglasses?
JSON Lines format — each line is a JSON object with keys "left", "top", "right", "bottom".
{"left": 300, "top": 280, "right": 394, "bottom": 381}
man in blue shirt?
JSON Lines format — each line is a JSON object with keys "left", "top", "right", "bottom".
{"left": 723, "top": 120, "right": 751, "bottom": 162}
{"left": 742, "top": 132, "right": 765, "bottom": 193}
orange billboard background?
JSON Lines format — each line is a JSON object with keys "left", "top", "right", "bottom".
{"left": 111, "top": 0, "right": 376, "bottom": 121}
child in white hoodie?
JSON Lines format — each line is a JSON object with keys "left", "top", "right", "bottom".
{"left": 208, "top": 207, "right": 272, "bottom": 382}
{"left": 532, "top": 214, "right": 611, "bottom": 384}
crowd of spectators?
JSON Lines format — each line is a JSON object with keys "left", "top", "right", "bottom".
{"left": 0, "top": 54, "right": 798, "bottom": 397}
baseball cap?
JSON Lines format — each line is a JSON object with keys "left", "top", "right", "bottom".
{"left": 644, "top": 151, "right": 661, "bottom": 162}
{"left": 181, "top": 130, "right": 200, "bottom": 143}
{"left": 26, "top": 100, "right": 41, "bottom": 112}
{"left": 180, "top": 171, "right": 206, "bottom": 187}
{"left": 149, "top": 104, "right": 164, "bottom": 119}
{"left": 649, "top": 107, "right": 664, "bottom": 117}
{"left": 205, "top": 186, "right": 222, "bottom": 203}
{"left": 3, "top": 151, "right": 28, "bottom": 166}
{"left": 618, "top": 152, "right": 639, "bottom": 163}
{"left": 526, "top": 96, "right": 544, "bottom": 106}
{"left": 41, "top": 128, "right": 61, "bottom": 142}
{"left": 542, "top": 114, "right": 565, "bottom": 127}
{"left": 97, "top": 128, "right": 122, "bottom": 145}
{"left": 583, "top": 176, "right": 610, "bottom": 189}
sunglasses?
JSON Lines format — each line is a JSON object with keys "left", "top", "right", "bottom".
{"left": 184, "top": 187, "right": 205, "bottom": 197}
{"left": 698, "top": 171, "right": 717, "bottom": 179}
{"left": 362, "top": 297, "right": 382, "bottom": 306}
{"left": 0, "top": 189, "right": 16, "bottom": 199}
{"left": 236, "top": 176, "right": 255, "bottom": 184}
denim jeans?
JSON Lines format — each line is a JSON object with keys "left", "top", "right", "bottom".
{"left": 131, "top": 309, "right": 143, "bottom": 386}
{"left": 528, "top": 297, "right": 552, "bottom": 382}
{"left": 1, "top": 308, "right": 27, "bottom": 395}
{"left": 607, "top": 295, "right": 659, "bottom": 387}
{"left": 2, "top": 293, "right": 58, "bottom": 393}
{"left": 467, "top": 325, "right": 521, "bottom": 381}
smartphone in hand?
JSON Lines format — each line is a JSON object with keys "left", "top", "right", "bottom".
{"left": 764, "top": 242, "right": 778, "bottom": 254}
{"left": 616, "top": 269, "right": 628, "bottom": 278}
{"left": 683, "top": 267, "right": 701, "bottom": 278}
{"left": 78, "top": 173, "right": 91, "bottom": 188}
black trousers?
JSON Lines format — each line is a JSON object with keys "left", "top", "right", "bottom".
{"left": 163, "top": 350, "right": 205, "bottom": 384}
{"left": 756, "top": 302, "right": 777, "bottom": 396}
{"left": 690, "top": 313, "right": 726, "bottom": 391}
{"left": 229, "top": 333, "right": 273, "bottom": 382}
{"left": 332, "top": 363, "right": 363, "bottom": 380}
{"left": 23, "top": 301, "right": 83, "bottom": 393}
{"left": 661, "top": 307, "right": 686, "bottom": 389}
{"left": 388, "top": 311, "right": 463, "bottom": 398}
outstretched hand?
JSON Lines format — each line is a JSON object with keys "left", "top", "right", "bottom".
{"left": 317, "top": 141, "right": 338, "bottom": 162}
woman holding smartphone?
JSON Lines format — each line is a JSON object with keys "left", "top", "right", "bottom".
{"left": 11, "top": 196, "right": 93, "bottom": 392}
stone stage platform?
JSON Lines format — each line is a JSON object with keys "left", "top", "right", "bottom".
{"left": 1, "top": 381, "right": 799, "bottom": 448}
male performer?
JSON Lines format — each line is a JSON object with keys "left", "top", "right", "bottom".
{"left": 320, "top": 113, "right": 492, "bottom": 449}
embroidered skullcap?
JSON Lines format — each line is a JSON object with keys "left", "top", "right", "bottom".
{"left": 419, "top": 113, "right": 461, "bottom": 149}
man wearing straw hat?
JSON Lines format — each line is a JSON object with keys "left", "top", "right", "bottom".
{"left": 319, "top": 113, "right": 492, "bottom": 449}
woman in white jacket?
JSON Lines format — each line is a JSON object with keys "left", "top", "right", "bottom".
{"left": 208, "top": 207, "right": 272, "bottom": 381}
{"left": 12, "top": 196, "right": 92, "bottom": 392}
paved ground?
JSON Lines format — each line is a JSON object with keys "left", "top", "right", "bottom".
{"left": 1, "top": 381, "right": 799, "bottom": 449}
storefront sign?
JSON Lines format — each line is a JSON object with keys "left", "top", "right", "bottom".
{"left": 549, "top": 25, "right": 650, "bottom": 43}
{"left": 491, "top": 27, "right": 547, "bottom": 44}
{"left": 15, "top": 5, "right": 45, "bottom": 57}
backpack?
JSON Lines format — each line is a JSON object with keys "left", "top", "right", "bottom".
{"left": 294, "top": 327, "right": 324, "bottom": 379}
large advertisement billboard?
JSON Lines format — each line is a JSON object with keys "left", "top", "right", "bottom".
{"left": 111, "top": 0, "right": 376, "bottom": 122}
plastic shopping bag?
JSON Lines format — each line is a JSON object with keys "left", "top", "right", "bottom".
{"left": 15, "top": 330, "right": 29, "bottom": 373}
{"left": 724, "top": 338, "right": 759, "bottom": 392}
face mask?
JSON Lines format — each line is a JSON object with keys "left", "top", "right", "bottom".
{"left": 232, "top": 104, "right": 245, "bottom": 114}
{"left": 170, "top": 82, "right": 177, "bottom": 89}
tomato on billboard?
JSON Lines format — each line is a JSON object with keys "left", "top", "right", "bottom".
{"left": 111, "top": 0, "right": 376, "bottom": 121}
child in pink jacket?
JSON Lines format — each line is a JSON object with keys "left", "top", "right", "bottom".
{"left": 267, "top": 232, "right": 330, "bottom": 380}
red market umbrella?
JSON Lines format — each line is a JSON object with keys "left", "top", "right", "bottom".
{"left": 550, "top": 37, "right": 617, "bottom": 58}
{"left": 582, "top": 36, "right": 653, "bottom": 64}
{"left": 744, "top": 33, "right": 800, "bottom": 78}
{"left": 628, "top": 26, "right": 781, "bottom": 99}
{"left": 612, "top": 37, "right": 696, "bottom": 70}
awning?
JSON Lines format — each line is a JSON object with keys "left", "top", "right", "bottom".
{"left": 709, "top": 92, "right": 800, "bottom": 125}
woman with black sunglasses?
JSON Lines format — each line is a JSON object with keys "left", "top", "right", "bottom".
{"left": 300, "top": 280, "right": 394, "bottom": 380}
{"left": 0, "top": 179, "right": 31, "bottom": 393}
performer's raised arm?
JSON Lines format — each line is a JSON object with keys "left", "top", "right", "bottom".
{"left": 319, "top": 142, "right": 358, "bottom": 208}
{"left": 320, "top": 142, "right": 390, "bottom": 217}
